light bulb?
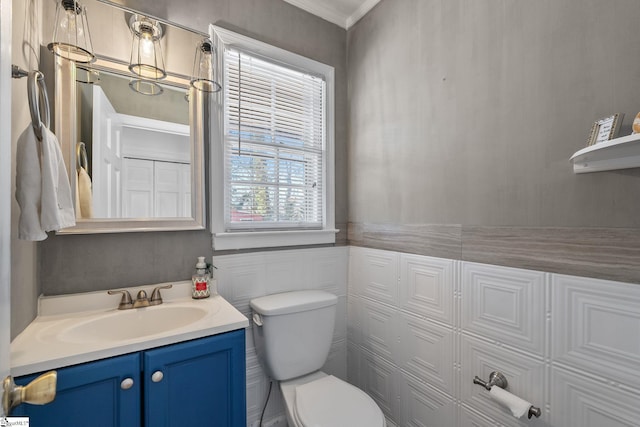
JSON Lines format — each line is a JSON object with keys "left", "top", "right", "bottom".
{"left": 60, "top": 9, "right": 84, "bottom": 37}
{"left": 199, "top": 53, "right": 212, "bottom": 78}
{"left": 140, "top": 37, "right": 153, "bottom": 58}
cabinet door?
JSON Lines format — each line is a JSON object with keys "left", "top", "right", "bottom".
{"left": 144, "top": 329, "right": 246, "bottom": 427}
{"left": 13, "top": 353, "right": 141, "bottom": 427}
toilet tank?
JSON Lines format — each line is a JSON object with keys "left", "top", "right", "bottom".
{"left": 250, "top": 290, "right": 337, "bottom": 381}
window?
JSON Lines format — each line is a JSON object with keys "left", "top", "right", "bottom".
{"left": 210, "top": 26, "right": 336, "bottom": 250}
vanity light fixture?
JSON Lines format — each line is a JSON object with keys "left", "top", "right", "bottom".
{"left": 48, "top": 0, "right": 95, "bottom": 63}
{"left": 129, "top": 79, "right": 164, "bottom": 96}
{"left": 128, "top": 15, "right": 166, "bottom": 80}
{"left": 190, "top": 38, "right": 221, "bottom": 92}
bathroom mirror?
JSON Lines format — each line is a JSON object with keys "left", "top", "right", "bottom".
{"left": 51, "top": 0, "right": 209, "bottom": 233}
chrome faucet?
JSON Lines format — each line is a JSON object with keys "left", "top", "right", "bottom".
{"left": 108, "top": 284, "right": 173, "bottom": 310}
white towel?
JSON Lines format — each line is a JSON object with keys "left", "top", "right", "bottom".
{"left": 15, "top": 125, "right": 46, "bottom": 240}
{"left": 78, "top": 166, "right": 93, "bottom": 218}
{"left": 15, "top": 125, "right": 75, "bottom": 240}
{"left": 75, "top": 170, "right": 81, "bottom": 219}
{"left": 40, "top": 126, "right": 75, "bottom": 232}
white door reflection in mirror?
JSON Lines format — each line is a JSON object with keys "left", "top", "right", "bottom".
{"left": 92, "top": 85, "right": 122, "bottom": 218}
{"left": 123, "top": 158, "right": 153, "bottom": 217}
{"left": 155, "top": 161, "right": 191, "bottom": 217}
{"left": 122, "top": 158, "right": 190, "bottom": 218}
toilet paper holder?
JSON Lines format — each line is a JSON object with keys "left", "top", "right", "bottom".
{"left": 473, "top": 371, "right": 542, "bottom": 419}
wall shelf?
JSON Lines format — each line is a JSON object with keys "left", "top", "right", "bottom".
{"left": 570, "top": 133, "right": 640, "bottom": 174}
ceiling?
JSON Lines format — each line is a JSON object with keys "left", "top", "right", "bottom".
{"left": 282, "top": 0, "right": 381, "bottom": 29}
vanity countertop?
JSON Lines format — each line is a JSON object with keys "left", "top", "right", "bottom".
{"left": 11, "top": 281, "right": 249, "bottom": 377}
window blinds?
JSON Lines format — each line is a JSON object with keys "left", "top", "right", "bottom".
{"left": 223, "top": 48, "right": 326, "bottom": 231}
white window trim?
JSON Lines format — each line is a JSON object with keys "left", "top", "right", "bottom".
{"left": 209, "top": 24, "right": 336, "bottom": 250}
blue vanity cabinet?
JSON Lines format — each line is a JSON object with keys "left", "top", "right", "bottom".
{"left": 13, "top": 352, "right": 141, "bottom": 427}
{"left": 144, "top": 329, "right": 246, "bottom": 427}
{"left": 13, "top": 329, "right": 246, "bottom": 427}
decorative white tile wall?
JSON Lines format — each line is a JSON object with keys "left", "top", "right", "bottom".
{"left": 400, "top": 253, "right": 455, "bottom": 325}
{"left": 398, "top": 311, "right": 455, "bottom": 395}
{"left": 459, "top": 406, "right": 501, "bottom": 427}
{"left": 348, "top": 247, "right": 640, "bottom": 427}
{"left": 550, "top": 366, "right": 639, "bottom": 427}
{"left": 398, "top": 371, "right": 456, "bottom": 427}
{"left": 360, "top": 348, "right": 401, "bottom": 419}
{"left": 551, "top": 274, "right": 640, "bottom": 389}
{"left": 359, "top": 297, "right": 399, "bottom": 361}
{"left": 350, "top": 246, "right": 400, "bottom": 306}
{"left": 213, "top": 246, "right": 348, "bottom": 427}
{"left": 214, "top": 245, "right": 640, "bottom": 426}
{"left": 461, "top": 263, "right": 546, "bottom": 357}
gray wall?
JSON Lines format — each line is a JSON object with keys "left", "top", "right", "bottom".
{"left": 36, "top": 0, "right": 348, "bottom": 296}
{"left": 11, "top": 0, "right": 42, "bottom": 339}
{"left": 92, "top": 73, "right": 189, "bottom": 125}
{"left": 348, "top": 0, "right": 640, "bottom": 228}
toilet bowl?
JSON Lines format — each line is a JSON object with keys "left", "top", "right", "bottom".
{"left": 279, "top": 371, "right": 386, "bottom": 427}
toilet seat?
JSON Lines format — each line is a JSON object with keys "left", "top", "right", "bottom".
{"left": 292, "top": 375, "right": 385, "bottom": 427}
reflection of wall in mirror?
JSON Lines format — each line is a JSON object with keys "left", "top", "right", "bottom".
{"left": 94, "top": 72, "right": 189, "bottom": 124}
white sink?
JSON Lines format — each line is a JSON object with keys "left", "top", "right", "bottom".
{"left": 58, "top": 304, "right": 210, "bottom": 343}
{"left": 11, "top": 281, "right": 249, "bottom": 377}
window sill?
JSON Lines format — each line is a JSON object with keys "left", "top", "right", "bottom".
{"left": 212, "top": 229, "right": 338, "bottom": 250}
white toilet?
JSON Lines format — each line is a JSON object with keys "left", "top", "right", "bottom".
{"left": 250, "top": 290, "right": 386, "bottom": 427}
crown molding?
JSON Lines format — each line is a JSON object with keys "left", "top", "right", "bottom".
{"left": 282, "top": 0, "right": 380, "bottom": 30}
{"left": 345, "top": 0, "right": 380, "bottom": 29}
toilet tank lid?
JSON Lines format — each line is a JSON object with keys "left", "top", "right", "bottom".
{"left": 250, "top": 291, "right": 337, "bottom": 316}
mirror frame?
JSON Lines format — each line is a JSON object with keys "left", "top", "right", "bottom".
{"left": 54, "top": 51, "right": 207, "bottom": 234}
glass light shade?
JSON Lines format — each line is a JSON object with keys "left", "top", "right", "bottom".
{"left": 128, "top": 79, "right": 164, "bottom": 96}
{"left": 75, "top": 66, "right": 99, "bottom": 84}
{"left": 190, "top": 39, "right": 221, "bottom": 92}
{"left": 129, "top": 16, "right": 166, "bottom": 80}
{"left": 48, "top": 0, "right": 95, "bottom": 63}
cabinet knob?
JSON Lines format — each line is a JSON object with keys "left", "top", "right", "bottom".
{"left": 151, "top": 371, "right": 164, "bottom": 383}
{"left": 120, "top": 378, "right": 134, "bottom": 390}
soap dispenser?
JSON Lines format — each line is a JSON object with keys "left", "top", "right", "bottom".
{"left": 192, "top": 256, "right": 210, "bottom": 299}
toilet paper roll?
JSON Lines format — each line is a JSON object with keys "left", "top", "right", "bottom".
{"left": 489, "top": 386, "right": 532, "bottom": 418}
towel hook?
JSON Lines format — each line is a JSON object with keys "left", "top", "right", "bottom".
{"left": 27, "top": 70, "right": 50, "bottom": 141}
